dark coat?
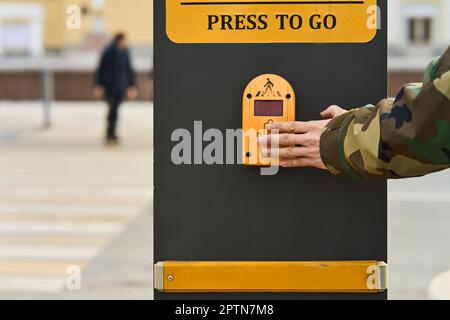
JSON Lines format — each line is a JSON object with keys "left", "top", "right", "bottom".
{"left": 95, "top": 43, "right": 136, "bottom": 99}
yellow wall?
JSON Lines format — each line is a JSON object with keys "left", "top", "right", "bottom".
{"left": 0, "top": 0, "right": 153, "bottom": 50}
{"left": 63, "top": 0, "right": 93, "bottom": 47}
{"left": 3, "top": 0, "right": 66, "bottom": 49}
{"left": 104, "top": 0, "right": 153, "bottom": 45}
{"left": 65, "top": 0, "right": 154, "bottom": 47}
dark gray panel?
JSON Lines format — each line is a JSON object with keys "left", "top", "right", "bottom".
{"left": 154, "top": 0, "right": 387, "bottom": 300}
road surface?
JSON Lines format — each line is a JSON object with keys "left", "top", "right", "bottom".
{"left": 0, "top": 101, "right": 449, "bottom": 300}
{"left": 0, "top": 101, "right": 153, "bottom": 299}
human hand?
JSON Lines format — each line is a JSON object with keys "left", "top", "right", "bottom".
{"left": 258, "top": 105, "right": 347, "bottom": 169}
{"left": 127, "top": 87, "right": 139, "bottom": 100}
{"left": 93, "top": 86, "right": 105, "bottom": 99}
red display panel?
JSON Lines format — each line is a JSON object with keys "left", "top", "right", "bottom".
{"left": 254, "top": 100, "right": 283, "bottom": 117}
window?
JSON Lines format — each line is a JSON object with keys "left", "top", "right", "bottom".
{"left": 408, "top": 17, "right": 432, "bottom": 44}
{"left": 1, "top": 22, "right": 32, "bottom": 55}
{"left": 0, "top": 4, "right": 44, "bottom": 56}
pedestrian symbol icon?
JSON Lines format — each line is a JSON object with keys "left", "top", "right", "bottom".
{"left": 263, "top": 78, "right": 274, "bottom": 97}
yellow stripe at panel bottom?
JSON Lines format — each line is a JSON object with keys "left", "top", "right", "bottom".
{"left": 154, "top": 261, "right": 388, "bottom": 293}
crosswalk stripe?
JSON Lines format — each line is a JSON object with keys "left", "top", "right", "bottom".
{"left": 0, "top": 176, "right": 151, "bottom": 187}
{"left": 389, "top": 191, "right": 450, "bottom": 203}
{"left": 0, "top": 222, "right": 124, "bottom": 236}
{"left": 0, "top": 187, "right": 152, "bottom": 199}
{"left": 0, "top": 276, "right": 67, "bottom": 294}
{"left": 0, "top": 261, "right": 87, "bottom": 275}
{"left": 0, "top": 197, "right": 149, "bottom": 206}
{"left": 0, "top": 246, "right": 100, "bottom": 260}
{"left": 0, "top": 204, "right": 140, "bottom": 216}
{"left": 0, "top": 215, "right": 132, "bottom": 223}
{"left": 0, "top": 236, "right": 110, "bottom": 246}
{"left": 0, "top": 102, "right": 153, "bottom": 296}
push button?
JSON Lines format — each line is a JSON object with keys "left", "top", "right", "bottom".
{"left": 242, "top": 74, "right": 296, "bottom": 166}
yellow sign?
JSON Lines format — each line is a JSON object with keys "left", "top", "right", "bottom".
{"left": 242, "top": 74, "right": 296, "bottom": 166}
{"left": 154, "top": 261, "right": 388, "bottom": 293}
{"left": 166, "top": 0, "right": 379, "bottom": 43}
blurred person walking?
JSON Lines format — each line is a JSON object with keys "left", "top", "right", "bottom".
{"left": 94, "top": 33, "right": 138, "bottom": 143}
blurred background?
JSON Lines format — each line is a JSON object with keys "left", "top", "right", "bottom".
{"left": 0, "top": 0, "right": 153, "bottom": 299}
{"left": 0, "top": 0, "right": 448, "bottom": 300}
{"left": 387, "top": 0, "right": 450, "bottom": 300}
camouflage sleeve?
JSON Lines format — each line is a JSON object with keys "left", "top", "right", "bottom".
{"left": 320, "top": 46, "right": 450, "bottom": 179}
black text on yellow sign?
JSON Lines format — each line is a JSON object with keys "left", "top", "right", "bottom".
{"left": 166, "top": 0, "right": 379, "bottom": 43}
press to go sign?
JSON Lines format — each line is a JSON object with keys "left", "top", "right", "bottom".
{"left": 207, "top": 13, "right": 338, "bottom": 31}
{"left": 166, "top": 0, "right": 379, "bottom": 43}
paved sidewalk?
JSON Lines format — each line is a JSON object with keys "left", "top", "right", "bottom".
{"left": 1, "top": 101, "right": 449, "bottom": 300}
{"left": 0, "top": 101, "right": 153, "bottom": 299}
{"left": 63, "top": 205, "right": 153, "bottom": 300}
{"left": 389, "top": 171, "right": 450, "bottom": 300}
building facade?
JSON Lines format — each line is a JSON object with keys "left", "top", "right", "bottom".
{"left": 0, "top": 0, "right": 153, "bottom": 55}
{"left": 388, "top": 0, "right": 450, "bottom": 57}
{"left": 0, "top": 0, "right": 154, "bottom": 100}
{"left": 388, "top": 0, "right": 450, "bottom": 96}
{"left": 1, "top": 1, "right": 449, "bottom": 99}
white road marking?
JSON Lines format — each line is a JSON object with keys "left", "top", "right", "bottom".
{"left": 0, "top": 187, "right": 152, "bottom": 200}
{"left": 0, "top": 102, "right": 153, "bottom": 296}
{"left": 389, "top": 191, "right": 450, "bottom": 203}
{"left": 0, "top": 276, "right": 67, "bottom": 294}
{"left": 0, "top": 245, "right": 100, "bottom": 260}
{"left": 0, "top": 204, "right": 139, "bottom": 216}
{"left": 0, "top": 222, "right": 124, "bottom": 236}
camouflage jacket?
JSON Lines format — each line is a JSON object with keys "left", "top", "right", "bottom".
{"left": 320, "top": 45, "right": 450, "bottom": 179}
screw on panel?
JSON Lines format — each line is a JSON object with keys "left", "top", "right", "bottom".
{"left": 168, "top": 275, "right": 174, "bottom": 281}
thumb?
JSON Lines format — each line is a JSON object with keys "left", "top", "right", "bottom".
{"left": 320, "top": 105, "right": 347, "bottom": 119}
